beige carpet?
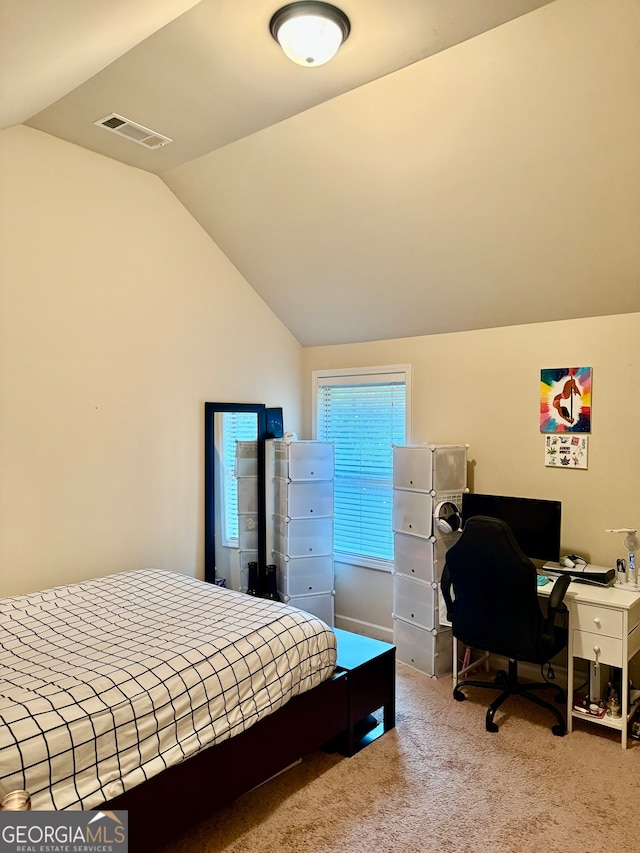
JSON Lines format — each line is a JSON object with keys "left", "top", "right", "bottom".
{"left": 159, "top": 663, "right": 640, "bottom": 853}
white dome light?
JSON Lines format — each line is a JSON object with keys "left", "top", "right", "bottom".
{"left": 270, "top": 3, "right": 350, "bottom": 68}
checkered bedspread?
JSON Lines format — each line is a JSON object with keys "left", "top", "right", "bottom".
{"left": 0, "top": 569, "right": 337, "bottom": 810}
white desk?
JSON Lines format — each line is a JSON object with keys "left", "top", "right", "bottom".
{"left": 541, "top": 577, "right": 640, "bottom": 748}
{"left": 453, "top": 577, "right": 640, "bottom": 748}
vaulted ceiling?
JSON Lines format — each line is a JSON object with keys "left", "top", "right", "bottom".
{"left": 3, "top": 0, "right": 639, "bottom": 345}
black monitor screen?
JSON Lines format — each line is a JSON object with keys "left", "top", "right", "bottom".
{"left": 461, "top": 493, "right": 562, "bottom": 563}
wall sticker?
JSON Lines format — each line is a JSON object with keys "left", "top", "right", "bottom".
{"left": 544, "top": 434, "right": 589, "bottom": 469}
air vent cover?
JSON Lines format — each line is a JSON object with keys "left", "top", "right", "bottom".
{"left": 94, "top": 114, "right": 173, "bottom": 150}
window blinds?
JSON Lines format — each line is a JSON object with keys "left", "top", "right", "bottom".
{"left": 222, "top": 411, "right": 258, "bottom": 543}
{"left": 317, "top": 376, "right": 406, "bottom": 562}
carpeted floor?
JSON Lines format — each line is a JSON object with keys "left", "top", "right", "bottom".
{"left": 159, "top": 663, "right": 640, "bottom": 853}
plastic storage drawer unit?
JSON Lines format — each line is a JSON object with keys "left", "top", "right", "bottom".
{"left": 237, "top": 513, "right": 259, "bottom": 551}
{"left": 394, "top": 617, "right": 453, "bottom": 678}
{"left": 393, "top": 573, "right": 440, "bottom": 632}
{"left": 283, "top": 592, "right": 335, "bottom": 626}
{"left": 273, "top": 515, "right": 334, "bottom": 558}
{"left": 273, "top": 478, "right": 334, "bottom": 519}
{"left": 392, "top": 490, "right": 434, "bottom": 538}
{"left": 234, "top": 441, "right": 258, "bottom": 478}
{"left": 394, "top": 532, "right": 457, "bottom": 584}
{"left": 392, "top": 444, "right": 468, "bottom": 494}
{"left": 272, "top": 440, "right": 334, "bottom": 482}
{"left": 275, "top": 553, "right": 334, "bottom": 598}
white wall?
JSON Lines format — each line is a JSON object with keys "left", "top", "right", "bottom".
{"left": 0, "top": 126, "right": 303, "bottom": 596}
{"left": 303, "top": 314, "right": 640, "bottom": 639}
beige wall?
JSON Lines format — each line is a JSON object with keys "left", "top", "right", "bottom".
{"left": 303, "top": 314, "right": 640, "bottom": 639}
{"left": 2, "top": 126, "right": 639, "bottom": 641}
{"left": 0, "top": 126, "right": 303, "bottom": 596}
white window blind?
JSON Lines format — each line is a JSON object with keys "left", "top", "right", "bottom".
{"left": 222, "top": 411, "right": 258, "bottom": 544}
{"left": 314, "top": 367, "right": 410, "bottom": 565}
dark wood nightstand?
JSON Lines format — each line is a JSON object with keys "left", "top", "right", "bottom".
{"left": 333, "top": 627, "right": 396, "bottom": 756}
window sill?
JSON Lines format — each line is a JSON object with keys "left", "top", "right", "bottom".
{"left": 334, "top": 553, "right": 393, "bottom": 573}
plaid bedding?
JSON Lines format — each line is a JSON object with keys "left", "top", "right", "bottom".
{"left": 0, "top": 569, "right": 337, "bottom": 810}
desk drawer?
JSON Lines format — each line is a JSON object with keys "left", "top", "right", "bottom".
{"left": 572, "top": 629, "right": 623, "bottom": 667}
{"left": 571, "top": 603, "right": 623, "bottom": 638}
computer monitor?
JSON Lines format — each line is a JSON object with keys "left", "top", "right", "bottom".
{"left": 460, "top": 493, "right": 562, "bottom": 563}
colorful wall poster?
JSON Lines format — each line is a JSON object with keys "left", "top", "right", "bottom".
{"left": 540, "top": 367, "right": 592, "bottom": 433}
{"left": 544, "top": 434, "right": 589, "bottom": 469}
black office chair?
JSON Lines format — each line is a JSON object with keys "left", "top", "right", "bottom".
{"left": 441, "top": 515, "right": 571, "bottom": 736}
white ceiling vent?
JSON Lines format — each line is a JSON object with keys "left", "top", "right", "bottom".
{"left": 94, "top": 114, "right": 173, "bottom": 150}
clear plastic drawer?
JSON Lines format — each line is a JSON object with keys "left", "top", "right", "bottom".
{"left": 237, "top": 476, "right": 258, "bottom": 514}
{"left": 238, "top": 513, "right": 259, "bottom": 551}
{"left": 275, "top": 553, "right": 334, "bottom": 597}
{"left": 273, "top": 515, "right": 334, "bottom": 558}
{"left": 235, "top": 441, "right": 258, "bottom": 477}
{"left": 393, "top": 617, "right": 452, "bottom": 678}
{"left": 392, "top": 489, "right": 433, "bottom": 538}
{"left": 282, "top": 591, "right": 335, "bottom": 626}
{"left": 393, "top": 532, "right": 457, "bottom": 583}
{"left": 393, "top": 444, "right": 467, "bottom": 493}
{"left": 273, "top": 478, "right": 334, "bottom": 518}
{"left": 393, "top": 574, "right": 439, "bottom": 631}
{"left": 272, "top": 440, "right": 334, "bottom": 482}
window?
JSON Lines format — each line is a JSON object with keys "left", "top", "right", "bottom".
{"left": 313, "top": 365, "right": 411, "bottom": 568}
{"left": 221, "top": 411, "right": 259, "bottom": 544}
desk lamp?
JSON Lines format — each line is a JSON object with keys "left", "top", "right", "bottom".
{"left": 606, "top": 528, "right": 639, "bottom": 588}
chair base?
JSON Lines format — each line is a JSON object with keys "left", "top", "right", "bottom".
{"left": 453, "top": 658, "right": 566, "bottom": 736}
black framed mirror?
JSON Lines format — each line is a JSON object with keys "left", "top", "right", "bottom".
{"left": 204, "top": 402, "right": 267, "bottom": 585}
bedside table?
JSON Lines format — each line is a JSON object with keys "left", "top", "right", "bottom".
{"left": 333, "top": 628, "right": 396, "bottom": 756}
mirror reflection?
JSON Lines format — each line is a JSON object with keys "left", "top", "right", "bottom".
{"left": 204, "top": 403, "right": 266, "bottom": 588}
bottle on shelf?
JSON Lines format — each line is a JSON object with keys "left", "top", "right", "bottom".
{"left": 247, "top": 561, "right": 259, "bottom": 596}
{"left": 607, "top": 684, "right": 622, "bottom": 718}
{"left": 263, "top": 564, "right": 279, "bottom": 601}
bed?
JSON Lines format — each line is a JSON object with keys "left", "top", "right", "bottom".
{"left": 0, "top": 569, "right": 346, "bottom": 846}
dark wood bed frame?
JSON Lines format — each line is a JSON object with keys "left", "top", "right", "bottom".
{"left": 103, "top": 669, "right": 349, "bottom": 851}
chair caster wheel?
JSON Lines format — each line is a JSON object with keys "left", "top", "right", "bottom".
{"left": 453, "top": 688, "right": 466, "bottom": 702}
{"left": 551, "top": 724, "right": 565, "bottom": 737}
{"left": 486, "top": 721, "right": 499, "bottom": 733}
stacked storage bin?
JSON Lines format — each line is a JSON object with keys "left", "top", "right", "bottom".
{"left": 392, "top": 444, "right": 468, "bottom": 677}
{"left": 235, "top": 440, "right": 259, "bottom": 592}
{"left": 267, "top": 439, "right": 335, "bottom": 625}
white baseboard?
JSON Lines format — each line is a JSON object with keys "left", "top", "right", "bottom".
{"left": 334, "top": 614, "right": 393, "bottom": 644}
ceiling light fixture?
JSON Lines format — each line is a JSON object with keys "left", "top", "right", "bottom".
{"left": 270, "top": 2, "right": 350, "bottom": 67}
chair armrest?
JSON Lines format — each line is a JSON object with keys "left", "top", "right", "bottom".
{"left": 441, "top": 564, "right": 454, "bottom": 622}
{"left": 541, "top": 573, "right": 571, "bottom": 648}
{"left": 547, "top": 573, "right": 571, "bottom": 614}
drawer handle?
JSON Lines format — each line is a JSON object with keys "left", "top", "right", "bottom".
{"left": 593, "top": 617, "right": 601, "bottom": 628}
{"left": 593, "top": 645, "right": 601, "bottom": 667}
